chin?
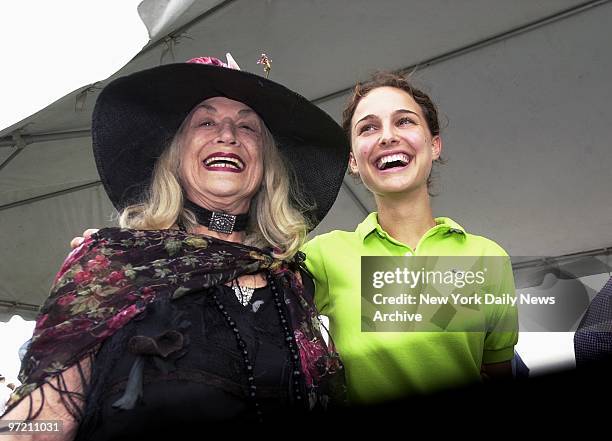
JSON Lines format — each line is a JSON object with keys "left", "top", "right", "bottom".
{"left": 366, "top": 177, "right": 423, "bottom": 196}
{"left": 201, "top": 180, "right": 244, "bottom": 194}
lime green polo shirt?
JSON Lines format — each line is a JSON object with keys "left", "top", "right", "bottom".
{"left": 302, "top": 213, "right": 518, "bottom": 404}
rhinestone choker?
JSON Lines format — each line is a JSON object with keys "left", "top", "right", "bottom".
{"left": 184, "top": 199, "right": 249, "bottom": 234}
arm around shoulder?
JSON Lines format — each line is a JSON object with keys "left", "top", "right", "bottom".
{"left": 301, "top": 236, "right": 331, "bottom": 314}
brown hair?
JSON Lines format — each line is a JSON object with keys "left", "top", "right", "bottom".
{"left": 342, "top": 71, "right": 445, "bottom": 193}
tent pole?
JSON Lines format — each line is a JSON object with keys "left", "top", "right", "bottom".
{"left": 0, "top": 147, "right": 25, "bottom": 172}
{"left": 312, "top": 0, "right": 612, "bottom": 106}
{"left": 0, "top": 181, "right": 102, "bottom": 211}
{"left": 0, "top": 130, "right": 91, "bottom": 148}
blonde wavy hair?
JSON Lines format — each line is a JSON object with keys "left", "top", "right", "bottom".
{"left": 118, "top": 109, "right": 312, "bottom": 260}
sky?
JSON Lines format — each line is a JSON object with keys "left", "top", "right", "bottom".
{"left": 0, "top": 0, "right": 148, "bottom": 385}
{"left": 0, "top": 0, "right": 149, "bottom": 131}
{"left": 0, "top": 316, "right": 35, "bottom": 384}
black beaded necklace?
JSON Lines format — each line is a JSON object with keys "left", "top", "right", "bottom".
{"left": 211, "top": 271, "right": 303, "bottom": 422}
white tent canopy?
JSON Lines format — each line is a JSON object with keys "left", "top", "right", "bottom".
{"left": 1, "top": 0, "right": 611, "bottom": 322}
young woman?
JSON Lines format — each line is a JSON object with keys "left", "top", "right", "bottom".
{"left": 302, "top": 72, "right": 518, "bottom": 404}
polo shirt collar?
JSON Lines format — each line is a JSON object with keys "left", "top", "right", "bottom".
{"left": 434, "top": 217, "right": 467, "bottom": 236}
{"left": 356, "top": 212, "right": 381, "bottom": 241}
{"left": 356, "top": 212, "right": 466, "bottom": 242}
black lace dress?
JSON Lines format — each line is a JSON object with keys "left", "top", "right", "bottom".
{"left": 75, "top": 275, "right": 315, "bottom": 439}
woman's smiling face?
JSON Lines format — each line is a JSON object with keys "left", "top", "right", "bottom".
{"left": 349, "top": 86, "right": 441, "bottom": 197}
{"left": 179, "top": 96, "right": 265, "bottom": 213}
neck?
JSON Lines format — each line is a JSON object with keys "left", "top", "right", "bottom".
{"left": 374, "top": 185, "right": 436, "bottom": 250}
{"left": 182, "top": 199, "right": 250, "bottom": 241}
{"left": 186, "top": 193, "right": 251, "bottom": 215}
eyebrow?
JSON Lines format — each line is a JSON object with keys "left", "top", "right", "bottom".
{"left": 354, "top": 109, "right": 420, "bottom": 128}
{"left": 195, "top": 104, "right": 256, "bottom": 117}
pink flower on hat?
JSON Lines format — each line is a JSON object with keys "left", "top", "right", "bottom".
{"left": 187, "top": 53, "right": 241, "bottom": 70}
{"left": 187, "top": 56, "right": 228, "bottom": 67}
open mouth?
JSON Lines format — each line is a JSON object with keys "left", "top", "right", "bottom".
{"left": 203, "top": 153, "right": 245, "bottom": 172}
{"left": 376, "top": 153, "right": 411, "bottom": 171}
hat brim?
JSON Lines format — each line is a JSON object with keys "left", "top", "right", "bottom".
{"left": 92, "top": 63, "right": 349, "bottom": 228}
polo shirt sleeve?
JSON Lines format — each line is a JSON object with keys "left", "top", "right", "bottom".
{"left": 301, "top": 236, "right": 331, "bottom": 315}
{"left": 483, "top": 252, "right": 519, "bottom": 364}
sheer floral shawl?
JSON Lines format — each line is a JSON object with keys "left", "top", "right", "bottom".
{"left": 7, "top": 228, "right": 345, "bottom": 417}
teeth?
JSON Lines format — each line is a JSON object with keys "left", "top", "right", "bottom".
{"left": 209, "top": 162, "right": 239, "bottom": 169}
{"left": 377, "top": 153, "right": 410, "bottom": 169}
{"left": 204, "top": 156, "right": 244, "bottom": 170}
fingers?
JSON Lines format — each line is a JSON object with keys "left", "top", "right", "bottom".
{"left": 70, "top": 236, "right": 84, "bottom": 249}
{"left": 70, "top": 229, "right": 99, "bottom": 249}
{"left": 83, "top": 228, "right": 99, "bottom": 238}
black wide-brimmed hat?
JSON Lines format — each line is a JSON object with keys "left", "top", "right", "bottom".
{"left": 92, "top": 56, "right": 349, "bottom": 229}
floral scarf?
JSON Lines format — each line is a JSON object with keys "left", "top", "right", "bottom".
{"left": 9, "top": 228, "right": 345, "bottom": 411}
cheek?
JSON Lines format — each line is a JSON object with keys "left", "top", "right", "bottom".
{"left": 179, "top": 153, "right": 195, "bottom": 176}
{"left": 352, "top": 139, "right": 375, "bottom": 167}
{"left": 180, "top": 138, "right": 201, "bottom": 170}
{"left": 250, "top": 140, "right": 264, "bottom": 170}
{"left": 179, "top": 157, "right": 202, "bottom": 189}
{"left": 405, "top": 131, "right": 429, "bottom": 152}
{"left": 253, "top": 156, "right": 265, "bottom": 185}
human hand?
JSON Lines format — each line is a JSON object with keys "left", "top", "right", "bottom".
{"left": 70, "top": 229, "right": 99, "bottom": 249}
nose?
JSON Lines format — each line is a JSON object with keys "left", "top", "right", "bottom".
{"left": 379, "top": 122, "right": 399, "bottom": 147}
{"left": 215, "top": 120, "right": 238, "bottom": 145}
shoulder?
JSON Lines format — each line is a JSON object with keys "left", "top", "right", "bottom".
{"left": 302, "top": 230, "right": 360, "bottom": 274}
{"left": 301, "top": 231, "right": 355, "bottom": 284}
{"left": 463, "top": 232, "right": 510, "bottom": 257}
{"left": 303, "top": 212, "right": 377, "bottom": 253}
{"left": 436, "top": 217, "right": 508, "bottom": 257}
{"left": 303, "top": 229, "right": 360, "bottom": 254}
{"left": 433, "top": 217, "right": 511, "bottom": 257}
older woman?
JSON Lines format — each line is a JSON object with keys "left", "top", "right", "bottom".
{"left": 1, "top": 55, "right": 348, "bottom": 438}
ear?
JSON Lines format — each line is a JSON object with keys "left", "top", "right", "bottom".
{"left": 431, "top": 135, "right": 442, "bottom": 160}
{"left": 348, "top": 152, "right": 359, "bottom": 176}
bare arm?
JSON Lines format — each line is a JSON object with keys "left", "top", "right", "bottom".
{"left": 0, "top": 357, "right": 91, "bottom": 441}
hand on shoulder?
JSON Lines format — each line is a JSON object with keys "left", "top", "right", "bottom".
{"left": 70, "top": 229, "right": 99, "bottom": 249}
